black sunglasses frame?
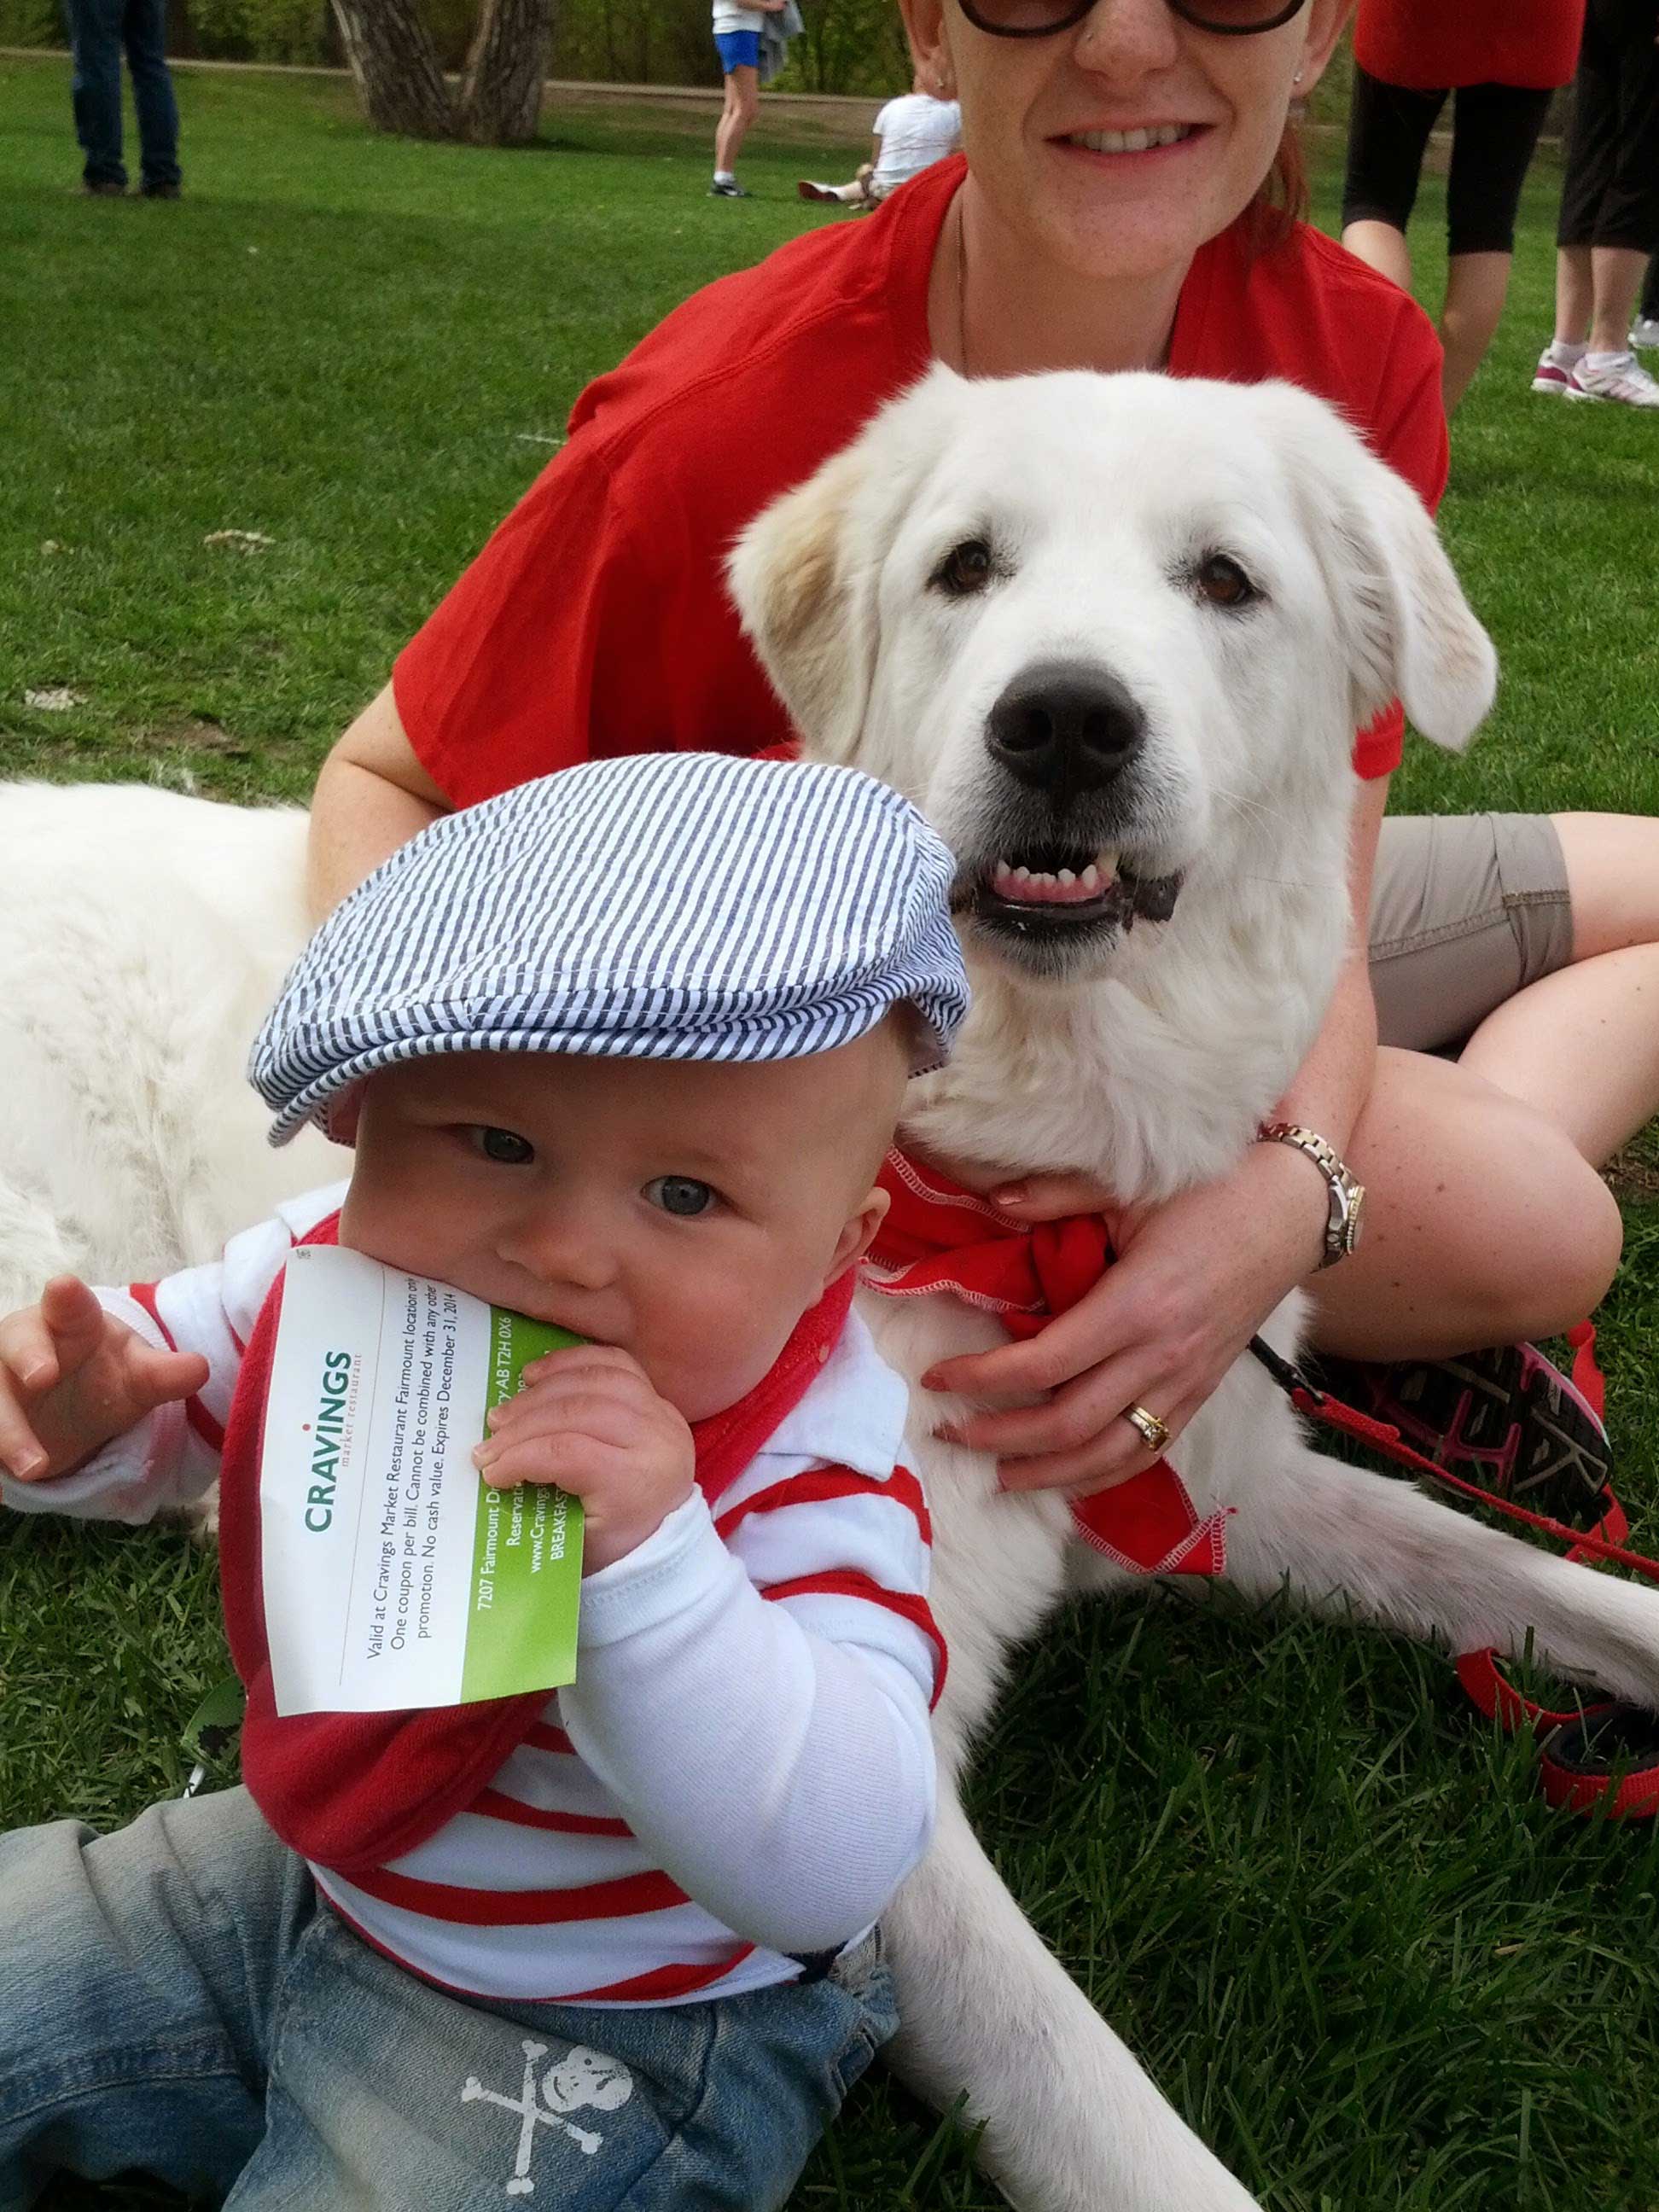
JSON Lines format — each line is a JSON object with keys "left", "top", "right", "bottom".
{"left": 955, "top": 0, "right": 1305, "bottom": 38}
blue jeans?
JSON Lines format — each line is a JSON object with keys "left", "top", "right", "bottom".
{"left": 63, "top": 0, "right": 180, "bottom": 191}
{"left": 0, "top": 1790, "right": 896, "bottom": 2209}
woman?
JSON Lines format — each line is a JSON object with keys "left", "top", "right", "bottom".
{"left": 709, "top": 0, "right": 788, "bottom": 197}
{"left": 1340, "top": 0, "right": 1585, "bottom": 412}
{"left": 305, "top": 0, "right": 1659, "bottom": 1506}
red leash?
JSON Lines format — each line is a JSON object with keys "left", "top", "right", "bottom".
{"left": 1250, "top": 1329, "right": 1659, "bottom": 1818}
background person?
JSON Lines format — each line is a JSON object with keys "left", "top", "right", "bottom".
{"left": 711, "top": 0, "right": 789, "bottom": 197}
{"left": 304, "top": 0, "right": 1659, "bottom": 1509}
{"left": 1633, "top": 247, "right": 1659, "bottom": 344}
{"left": 1339, "top": 0, "right": 1584, "bottom": 413}
{"left": 1532, "top": 0, "right": 1659, "bottom": 406}
{"left": 799, "top": 68, "right": 963, "bottom": 206}
{"left": 63, "top": 0, "right": 182, "bottom": 200}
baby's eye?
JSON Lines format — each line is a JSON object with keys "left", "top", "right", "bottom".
{"left": 469, "top": 1126, "right": 535, "bottom": 1166}
{"left": 644, "top": 1176, "right": 717, "bottom": 1219}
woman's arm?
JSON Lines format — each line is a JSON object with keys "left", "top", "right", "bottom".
{"left": 925, "top": 777, "right": 1390, "bottom": 1493}
{"left": 306, "top": 682, "right": 451, "bottom": 923}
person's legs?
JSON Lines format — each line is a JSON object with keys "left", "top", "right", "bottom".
{"left": 0, "top": 1789, "right": 309, "bottom": 2205}
{"left": 61, "top": 0, "right": 125, "bottom": 191}
{"left": 713, "top": 63, "right": 760, "bottom": 183}
{"left": 1585, "top": 245, "right": 1650, "bottom": 353}
{"left": 1338, "top": 65, "right": 1442, "bottom": 291}
{"left": 1438, "top": 83, "right": 1551, "bottom": 410}
{"left": 230, "top": 1914, "right": 894, "bottom": 2211}
{"left": 121, "top": 0, "right": 179, "bottom": 193}
{"left": 1459, "top": 812, "right": 1659, "bottom": 1166}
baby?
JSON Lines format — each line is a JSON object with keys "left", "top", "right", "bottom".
{"left": 0, "top": 750, "right": 968, "bottom": 2212}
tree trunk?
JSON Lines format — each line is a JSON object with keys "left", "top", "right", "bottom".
{"left": 329, "top": 0, "right": 456, "bottom": 139}
{"left": 456, "top": 0, "right": 559, "bottom": 145}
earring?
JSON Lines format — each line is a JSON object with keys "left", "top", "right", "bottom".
{"left": 1292, "top": 67, "right": 1304, "bottom": 83}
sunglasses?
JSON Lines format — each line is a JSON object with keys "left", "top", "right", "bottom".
{"left": 957, "top": 0, "right": 1305, "bottom": 38}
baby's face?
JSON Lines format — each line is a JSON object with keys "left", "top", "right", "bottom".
{"left": 337, "top": 1034, "right": 908, "bottom": 1423}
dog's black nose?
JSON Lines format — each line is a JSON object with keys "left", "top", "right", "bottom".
{"left": 986, "top": 662, "right": 1146, "bottom": 794}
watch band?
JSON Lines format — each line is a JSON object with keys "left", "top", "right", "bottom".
{"left": 1257, "top": 1121, "right": 1365, "bottom": 1268}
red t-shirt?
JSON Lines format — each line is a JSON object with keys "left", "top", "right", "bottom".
{"left": 1354, "top": 0, "right": 1586, "bottom": 91}
{"left": 396, "top": 156, "right": 1447, "bottom": 802}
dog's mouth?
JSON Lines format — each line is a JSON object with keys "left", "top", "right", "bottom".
{"left": 953, "top": 843, "right": 1182, "bottom": 941}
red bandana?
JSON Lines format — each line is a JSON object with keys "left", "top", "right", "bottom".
{"left": 864, "top": 1152, "right": 1227, "bottom": 1577}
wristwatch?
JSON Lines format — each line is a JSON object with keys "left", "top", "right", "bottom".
{"left": 1257, "top": 1122, "right": 1365, "bottom": 1268}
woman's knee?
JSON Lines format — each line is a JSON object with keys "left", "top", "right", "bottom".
{"left": 1554, "top": 812, "right": 1659, "bottom": 958}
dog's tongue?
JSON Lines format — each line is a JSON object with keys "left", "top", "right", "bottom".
{"left": 991, "top": 861, "right": 1108, "bottom": 906}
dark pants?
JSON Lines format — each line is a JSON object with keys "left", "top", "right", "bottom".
{"left": 1342, "top": 67, "right": 1554, "bottom": 259}
{"left": 63, "top": 0, "right": 180, "bottom": 192}
{"left": 1557, "top": 0, "right": 1659, "bottom": 252}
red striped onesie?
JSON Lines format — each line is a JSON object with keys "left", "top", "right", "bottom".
{"left": 16, "top": 1185, "right": 942, "bottom": 2006}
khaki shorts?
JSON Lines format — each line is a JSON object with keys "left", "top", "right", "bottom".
{"left": 1369, "top": 813, "right": 1573, "bottom": 1054}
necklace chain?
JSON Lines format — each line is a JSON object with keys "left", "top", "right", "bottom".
{"left": 954, "top": 195, "right": 971, "bottom": 377}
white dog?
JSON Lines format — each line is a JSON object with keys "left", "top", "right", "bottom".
{"left": 5, "top": 370, "right": 1658, "bottom": 2212}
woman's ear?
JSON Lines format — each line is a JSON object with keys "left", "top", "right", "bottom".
{"left": 1293, "top": 0, "right": 1353, "bottom": 100}
{"left": 824, "top": 1186, "right": 892, "bottom": 1288}
{"left": 898, "top": 0, "right": 953, "bottom": 99}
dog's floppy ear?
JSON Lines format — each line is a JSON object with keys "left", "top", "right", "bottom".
{"left": 728, "top": 364, "right": 963, "bottom": 762}
{"left": 727, "top": 443, "right": 878, "bottom": 763}
{"left": 1277, "top": 385, "right": 1497, "bottom": 751}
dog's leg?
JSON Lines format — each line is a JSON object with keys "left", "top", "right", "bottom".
{"left": 883, "top": 1790, "right": 1261, "bottom": 2212}
{"left": 1220, "top": 1435, "right": 1659, "bottom": 1710}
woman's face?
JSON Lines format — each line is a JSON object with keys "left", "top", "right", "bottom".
{"left": 905, "top": 0, "right": 1348, "bottom": 282}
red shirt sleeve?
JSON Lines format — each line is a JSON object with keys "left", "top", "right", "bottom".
{"left": 1349, "top": 290, "right": 1450, "bottom": 782}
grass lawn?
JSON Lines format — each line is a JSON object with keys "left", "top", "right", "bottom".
{"left": 4, "top": 51, "right": 1659, "bottom": 2212}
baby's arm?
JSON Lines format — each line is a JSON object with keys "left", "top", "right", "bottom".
{"left": 560, "top": 1450, "right": 939, "bottom": 1958}
{"left": 0, "top": 1278, "right": 207, "bottom": 1486}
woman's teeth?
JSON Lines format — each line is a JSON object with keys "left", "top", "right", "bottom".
{"left": 1068, "top": 124, "right": 1194, "bottom": 154}
{"left": 992, "top": 853, "right": 1118, "bottom": 906}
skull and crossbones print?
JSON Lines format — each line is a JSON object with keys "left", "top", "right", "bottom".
{"left": 462, "top": 2040, "right": 635, "bottom": 2197}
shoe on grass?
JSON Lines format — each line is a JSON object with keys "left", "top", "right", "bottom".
{"left": 1307, "top": 1341, "right": 1612, "bottom": 1527}
{"left": 81, "top": 178, "right": 126, "bottom": 197}
{"left": 707, "top": 178, "right": 748, "bottom": 198}
{"left": 797, "top": 179, "right": 838, "bottom": 202}
{"left": 142, "top": 181, "right": 182, "bottom": 199}
{"left": 1566, "top": 352, "right": 1659, "bottom": 409}
{"left": 1629, "top": 316, "right": 1659, "bottom": 351}
{"left": 1531, "top": 347, "right": 1574, "bottom": 395}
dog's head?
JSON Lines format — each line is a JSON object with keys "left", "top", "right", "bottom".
{"left": 729, "top": 368, "right": 1494, "bottom": 991}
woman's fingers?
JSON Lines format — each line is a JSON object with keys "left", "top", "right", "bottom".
{"left": 986, "top": 1171, "right": 1121, "bottom": 1220}
{"left": 994, "top": 1382, "right": 1207, "bottom": 1496}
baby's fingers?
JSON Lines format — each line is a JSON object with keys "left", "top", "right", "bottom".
{"left": 125, "top": 1345, "right": 212, "bottom": 1415}
{"left": 0, "top": 1388, "right": 52, "bottom": 1481}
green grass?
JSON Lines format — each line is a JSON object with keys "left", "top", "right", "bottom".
{"left": 4, "top": 54, "right": 1659, "bottom": 2212}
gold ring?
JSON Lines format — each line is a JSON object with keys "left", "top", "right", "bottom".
{"left": 1124, "top": 1403, "right": 1171, "bottom": 1453}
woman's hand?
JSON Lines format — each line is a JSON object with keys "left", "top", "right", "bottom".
{"left": 921, "top": 1143, "right": 1330, "bottom": 1495}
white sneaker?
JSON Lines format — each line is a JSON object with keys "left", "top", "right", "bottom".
{"left": 1566, "top": 352, "right": 1659, "bottom": 409}
{"left": 1531, "top": 347, "right": 1575, "bottom": 395}
{"left": 1630, "top": 316, "right": 1659, "bottom": 351}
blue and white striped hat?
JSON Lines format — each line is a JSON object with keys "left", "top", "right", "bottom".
{"left": 252, "top": 752, "right": 969, "bottom": 1145}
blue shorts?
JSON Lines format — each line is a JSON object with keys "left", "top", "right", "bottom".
{"left": 714, "top": 29, "right": 761, "bottom": 72}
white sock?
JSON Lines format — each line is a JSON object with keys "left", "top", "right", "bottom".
{"left": 1546, "top": 340, "right": 1587, "bottom": 366}
{"left": 1584, "top": 348, "right": 1632, "bottom": 370}
{"left": 713, "top": 169, "right": 736, "bottom": 185}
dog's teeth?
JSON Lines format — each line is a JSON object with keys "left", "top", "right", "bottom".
{"left": 1080, "top": 864, "right": 1099, "bottom": 891}
{"left": 1057, "top": 868, "right": 1076, "bottom": 886}
{"left": 1014, "top": 865, "right": 1032, "bottom": 882}
{"left": 1096, "top": 848, "right": 1119, "bottom": 876}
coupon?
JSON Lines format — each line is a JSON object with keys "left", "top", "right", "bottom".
{"left": 259, "top": 1243, "right": 585, "bottom": 1715}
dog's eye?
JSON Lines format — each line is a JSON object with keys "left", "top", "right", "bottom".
{"left": 932, "top": 539, "right": 996, "bottom": 597}
{"left": 1193, "top": 553, "right": 1259, "bottom": 610}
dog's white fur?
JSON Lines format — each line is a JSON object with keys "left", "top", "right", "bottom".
{"left": 4, "top": 370, "right": 1657, "bottom": 2211}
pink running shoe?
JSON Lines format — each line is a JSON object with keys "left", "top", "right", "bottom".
{"left": 1532, "top": 349, "right": 1574, "bottom": 395}
{"left": 1566, "top": 352, "right": 1659, "bottom": 409}
{"left": 1311, "top": 1342, "right": 1612, "bottom": 1528}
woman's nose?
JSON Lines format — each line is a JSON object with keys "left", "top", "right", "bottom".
{"left": 1071, "top": 0, "right": 1182, "bottom": 78}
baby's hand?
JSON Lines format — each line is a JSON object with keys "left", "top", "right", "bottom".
{"left": 474, "top": 1344, "right": 696, "bottom": 1575}
{"left": 0, "top": 1277, "right": 211, "bottom": 1484}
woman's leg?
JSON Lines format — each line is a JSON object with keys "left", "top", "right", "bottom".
{"left": 1307, "top": 810, "right": 1659, "bottom": 1359}
{"left": 1339, "top": 66, "right": 1443, "bottom": 292}
{"left": 1438, "top": 84, "right": 1552, "bottom": 410}
{"left": 1307, "top": 1046, "right": 1623, "bottom": 1359}
{"left": 713, "top": 65, "right": 760, "bottom": 180}
{"left": 1458, "top": 812, "right": 1659, "bottom": 1164}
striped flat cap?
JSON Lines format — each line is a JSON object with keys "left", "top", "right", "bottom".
{"left": 252, "top": 751, "right": 969, "bottom": 1144}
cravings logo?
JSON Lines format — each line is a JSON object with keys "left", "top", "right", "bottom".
{"left": 305, "top": 1350, "right": 353, "bottom": 1531}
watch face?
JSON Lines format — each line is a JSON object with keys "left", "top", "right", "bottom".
{"left": 1344, "top": 1183, "right": 1366, "bottom": 1254}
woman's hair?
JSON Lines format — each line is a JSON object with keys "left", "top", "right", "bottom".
{"left": 1248, "top": 119, "right": 1308, "bottom": 252}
